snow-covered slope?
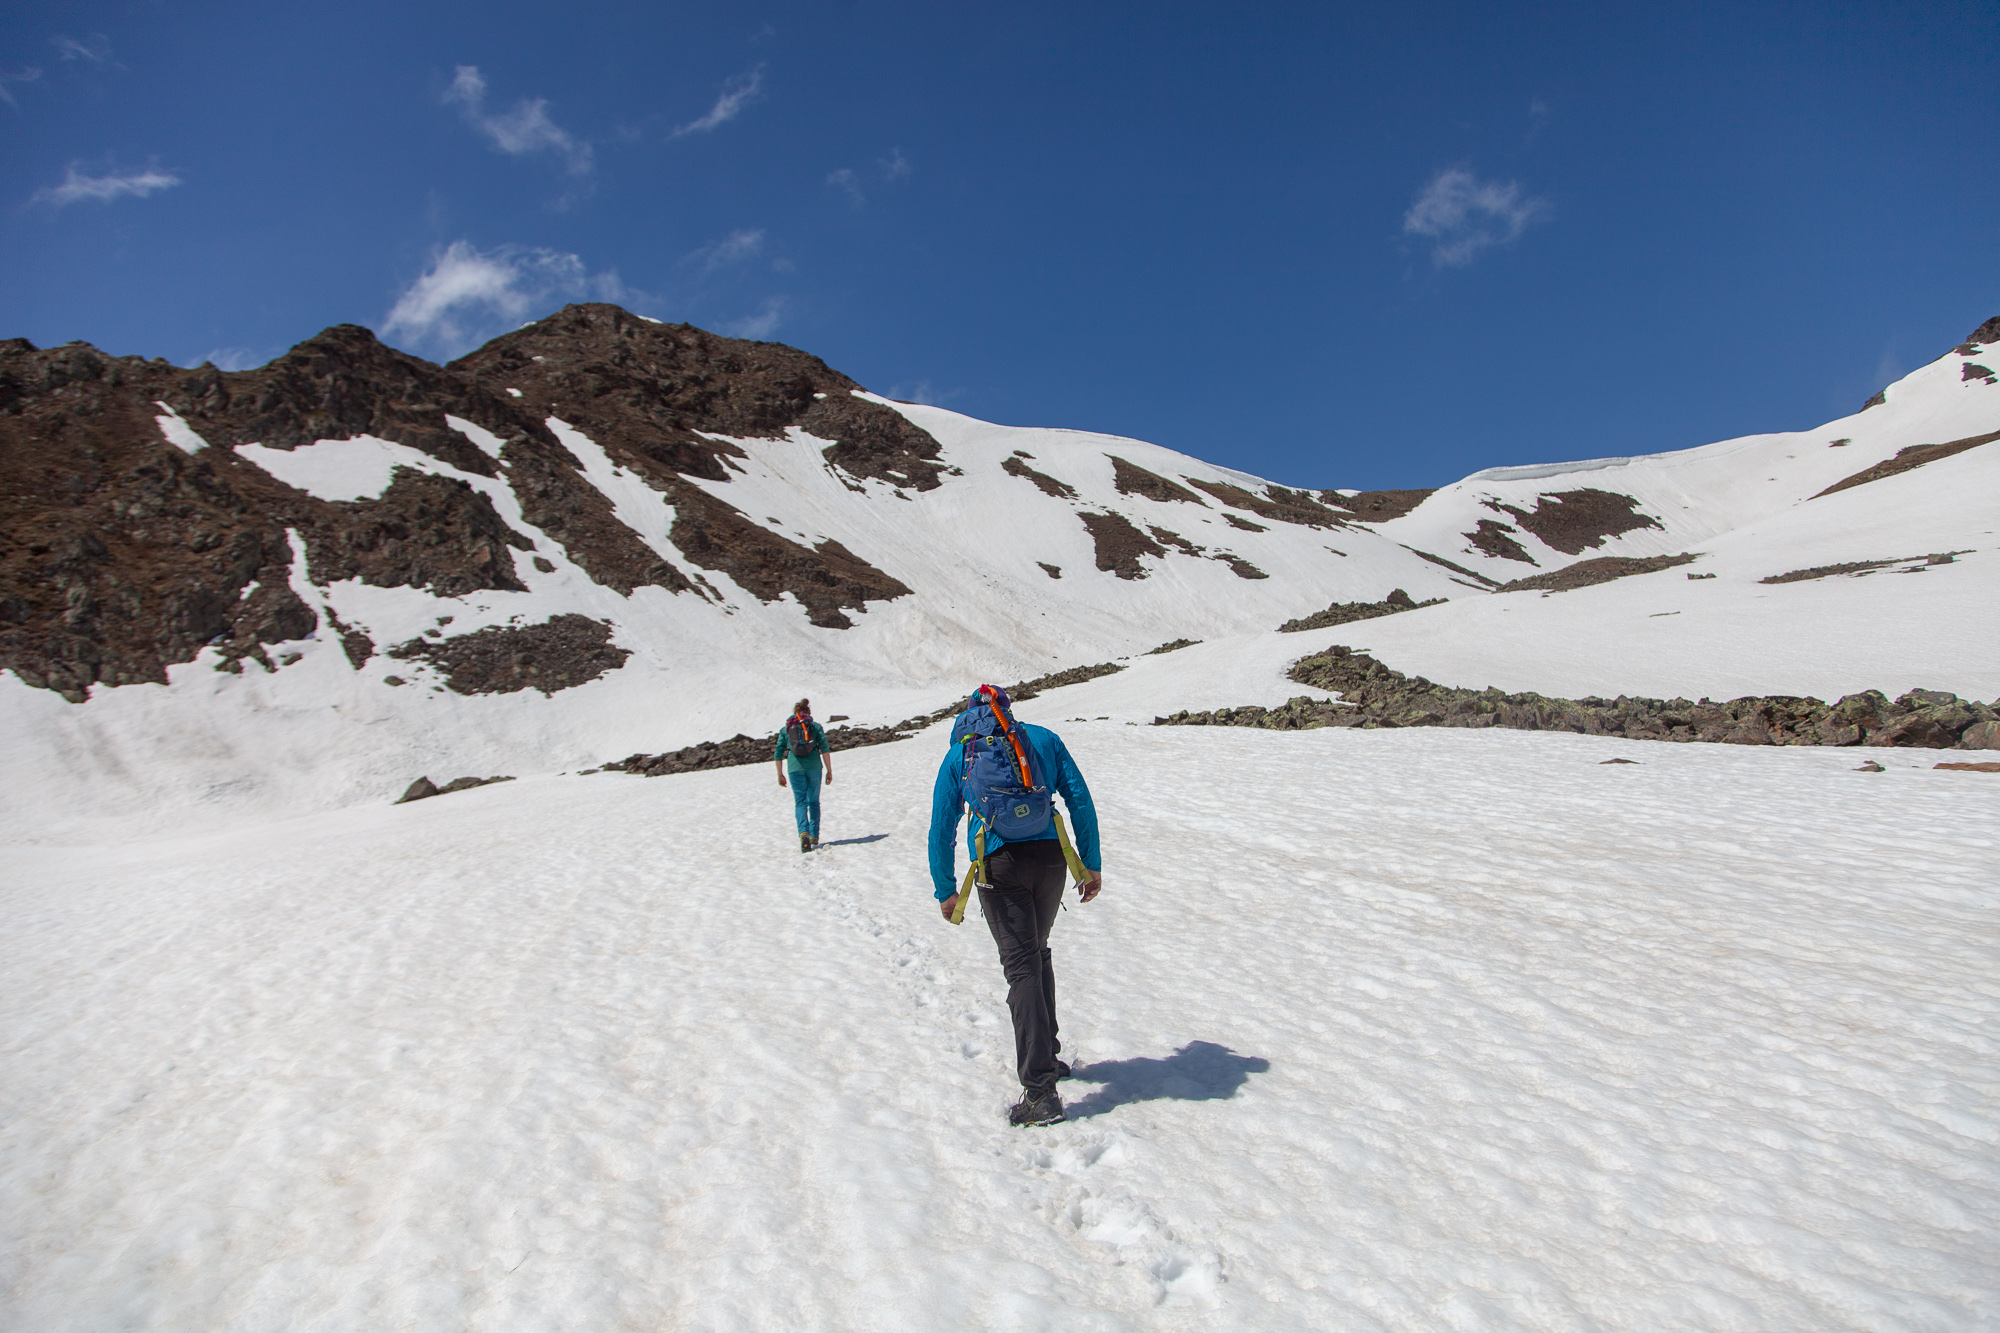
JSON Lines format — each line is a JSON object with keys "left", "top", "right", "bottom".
{"left": 1, "top": 312, "right": 1995, "bottom": 840}
{"left": 6, "top": 724, "right": 1996, "bottom": 1329}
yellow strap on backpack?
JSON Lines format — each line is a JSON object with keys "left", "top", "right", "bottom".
{"left": 1052, "top": 810, "right": 1090, "bottom": 887}
{"left": 950, "top": 826, "right": 986, "bottom": 924}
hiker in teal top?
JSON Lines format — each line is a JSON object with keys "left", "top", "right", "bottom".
{"left": 774, "top": 697, "right": 833, "bottom": 853}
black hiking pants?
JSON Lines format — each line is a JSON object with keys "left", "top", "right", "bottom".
{"left": 977, "top": 838, "right": 1067, "bottom": 1094}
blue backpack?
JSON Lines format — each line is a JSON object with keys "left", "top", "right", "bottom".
{"left": 957, "top": 686, "right": 1053, "bottom": 841}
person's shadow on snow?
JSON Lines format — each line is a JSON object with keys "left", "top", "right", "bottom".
{"left": 1062, "top": 1041, "right": 1270, "bottom": 1119}
{"left": 816, "top": 833, "right": 888, "bottom": 848}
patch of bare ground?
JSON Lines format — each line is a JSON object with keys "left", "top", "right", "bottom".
{"left": 1278, "top": 588, "right": 1443, "bottom": 632}
{"left": 1483, "top": 489, "right": 1664, "bottom": 555}
{"left": 1156, "top": 646, "right": 2000, "bottom": 750}
{"left": 1213, "top": 553, "right": 1269, "bottom": 579}
{"left": 1222, "top": 513, "right": 1267, "bottom": 532}
{"left": 1078, "top": 511, "right": 1166, "bottom": 579}
{"left": 1146, "top": 638, "right": 1202, "bottom": 654}
{"left": 1811, "top": 430, "right": 2000, "bottom": 498}
{"left": 1759, "top": 551, "right": 1969, "bottom": 584}
{"left": 1037, "top": 562, "right": 1061, "bottom": 579}
{"left": 1184, "top": 478, "right": 1347, "bottom": 528}
{"left": 1951, "top": 315, "right": 2000, "bottom": 354}
{"left": 1497, "top": 553, "right": 1699, "bottom": 593}
{"left": 1003, "top": 452, "right": 1077, "bottom": 499}
{"left": 1404, "top": 546, "right": 1503, "bottom": 589}
{"left": 1466, "top": 518, "right": 1536, "bottom": 564}
{"left": 386, "top": 613, "right": 630, "bottom": 695}
{"left": 1110, "top": 456, "right": 1206, "bottom": 505}
{"left": 1320, "top": 489, "right": 1435, "bottom": 521}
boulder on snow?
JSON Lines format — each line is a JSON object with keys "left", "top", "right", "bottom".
{"left": 397, "top": 777, "right": 440, "bottom": 803}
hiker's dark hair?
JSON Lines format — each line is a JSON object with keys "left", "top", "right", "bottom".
{"left": 794, "top": 698, "right": 811, "bottom": 713}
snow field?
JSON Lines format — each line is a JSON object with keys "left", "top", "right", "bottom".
{"left": 4, "top": 722, "right": 1997, "bottom": 1330}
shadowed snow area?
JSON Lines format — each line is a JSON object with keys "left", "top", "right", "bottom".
{"left": 5, "top": 724, "right": 1996, "bottom": 1330}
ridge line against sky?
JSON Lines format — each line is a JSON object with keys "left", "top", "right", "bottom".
{"left": 2, "top": 1, "right": 1994, "bottom": 489}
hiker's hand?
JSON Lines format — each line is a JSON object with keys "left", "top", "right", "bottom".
{"left": 940, "top": 893, "right": 959, "bottom": 922}
{"left": 1078, "top": 872, "right": 1103, "bottom": 903}
{"left": 824, "top": 771, "right": 833, "bottom": 785}
{"left": 777, "top": 775, "right": 787, "bottom": 787}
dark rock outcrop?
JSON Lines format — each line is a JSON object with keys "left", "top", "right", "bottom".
{"left": 1466, "top": 518, "right": 1536, "bottom": 564}
{"left": 1110, "top": 456, "right": 1205, "bottom": 505}
{"left": 1496, "top": 553, "right": 1699, "bottom": 593}
{"left": 1278, "top": 588, "right": 1443, "bottom": 633}
{"left": 1321, "top": 489, "right": 1435, "bottom": 521}
{"left": 1759, "top": 551, "right": 1964, "bottom": 584}
{"left": 2, "top": 307, "right": 935, "bottom": 700}
{"left": 1482, "top": 489, "right": 1663, "bottom": 555}
{"left": 1154, "top": 645, "right": 2000, "bottom": 750}
{"left": 1951, "top": 316, "right": 2000, "bottom": 354}
{"left": 1184, "top": 479, "right": 1346, "bottom": 529}
{"left": 1003, "top": 452, "right": 1077, "bottom": 499}
{"left": 395, "top": 774, "right": 515, "bottom": 803}
{"left": 1812, "top": 430, "right": 2000, "bottom": 498}
{"left": 1078, "top": 511, "right": 1166, "bottom": 579}
{"left": 386, "top": 614, "right": 630, "bottom": 695}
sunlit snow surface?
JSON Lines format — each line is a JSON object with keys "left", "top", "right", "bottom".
{"left": 5, "top": 724, "right": 1996, "bottom": 1330}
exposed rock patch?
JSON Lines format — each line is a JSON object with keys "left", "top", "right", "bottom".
{"left": 1812, "top": 430, "right": 2000, "bottom": 498}
{"left": 1222, "top": 513, "right": 1267, "bottom": 532}
{"left": 1497, "top": 553, "right": 1699, "bottom": 593}
{"left": 1146, "top": 638, "right": 1202, "bottom": 654}
{"left": 1951, "top": 316, "right": 2000, "bottom": 354}
{"left": 1184, "top": 479, "right": 1345, "bottom": 528}
{"left": 1963, "top": 364, "right": 1996, "bottom": 384}
{"left": 396, "top": 774, "right": 516, "bottom": 803}
{"left": 1214, "top": 553, "right": 1269, "bottom": 580}
{"left": 1003, "top": 453, "right": 1077, "bottom": 499}
{"left": 1078, "top": 511, "right": 1166, "bottom": 579}
{"left": 1405, "top": 546, "right": 1502, "bottom": 589}
{"left": 1154, "top": 645, "right": 2000, "bottom": 750}
{"left": 1278, "top": 588, "right": 1442, "bottom": 633}
{"left": 1037, "top": 562, "right": 1062, "bottom": 579}
{"left": 1321, "top": 489, "right": 1435, "bottom": 521}
{"left": 1110, "top": 456, "right": 1205, "bottom": 505}
{"left": 1466, "top": 519, "right": 1536, "bottom": 564}
{"left": 1484, "top": 489, "right": 1663, "bottom": 555}
{"left": 387, "top": 614, "right": 630, "bottom": 695}
{"left": 303, "top": 469, "right": 533, "bottom": 597}
{"left": 664, "top": 486, "right": 912, "bottom": 627}
{"left": 1760, "top": 551, "right": 1965, "bottom": 584}
{"left": 1147, "top": 526, "right": 1203, "bottom": 556}
{"left": 452, "top": 304, "right": 945, "bottom": 493}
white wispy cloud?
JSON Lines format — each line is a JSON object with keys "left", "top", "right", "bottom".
{"left": 1402, "top": 167, "right": 1550, "bottom": 268}
{"left": 444, "top": 65, "right": 593, "bottom": 176}
{"left": 383, "top": 240, "right": 634, "bottom": 357}
{"left": 827, "top": 166, "right": 864, "bottom": 207}
{"left": 880, "top": 147, "right": 911, "bottom": 181}
{"left": 52, "top": 34, "right": 112, "bottom": 64}
{"left": 31, "top": 163, "right": 181, "bottom": 207}
{"left": 673, "top": 65, "right": 764, "bottom": 137}
{"left": 685, "top": 228, "right": 765, "bottom": 274}
{"left": 723, "top": 298, "right": 785, "bottom": 340}
{"left": 0, "top": 65, "right": 42, "bottom": 107}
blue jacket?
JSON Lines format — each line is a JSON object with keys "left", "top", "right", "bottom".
{"left": 928, "top": 717, "right": 1100, "bottom": 900}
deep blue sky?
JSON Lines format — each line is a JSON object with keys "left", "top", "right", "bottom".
{"left": 4, "top": 2, "right": 1995, "bottom": 488}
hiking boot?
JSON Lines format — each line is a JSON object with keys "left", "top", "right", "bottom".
{"left": 799, "top": 831, "right": 812, "bottom": 854}
{"left": 1008, "top": 1088, "right": 1064, "bottom": 1127}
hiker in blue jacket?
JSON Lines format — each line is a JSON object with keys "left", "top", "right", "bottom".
{"left": 775, "top": 698, "right": 833, "bottom": 853}
{"left": 929, "top": 684, "right": 1103, "bottom": 1127}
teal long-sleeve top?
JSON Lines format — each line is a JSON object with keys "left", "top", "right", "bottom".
{"left": 928, "top": 717, "right": 1100, "bottom": 900}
